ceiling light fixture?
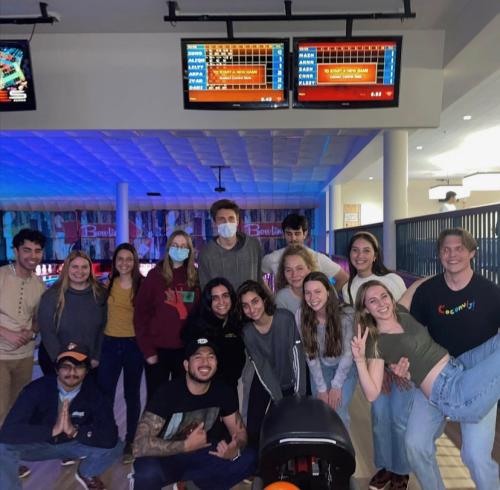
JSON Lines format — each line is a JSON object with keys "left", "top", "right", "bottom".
{"left": 428, "top": 181, "right": 470, "bottom": 200}
{"left": 463, "top": 172, "right": 500, "bottom": 191}
{"left": 462, "top": 115, "right": 472, "bottom": 121}
{"left": 416, "top": 145, "right": 423, "bottom": 150}
{"left": 211, "top": 165, "right": 230, "bottom": 193}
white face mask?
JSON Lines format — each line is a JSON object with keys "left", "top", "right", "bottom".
{"left": 217, "top": 222, "right": 238, "bottom": 239}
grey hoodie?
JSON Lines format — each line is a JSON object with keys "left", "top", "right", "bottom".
{"left": 198, "top": 232, "right": 262, "bottom": 290}
{"left": 242, "top": 308, "right": 306, "bottom": 402}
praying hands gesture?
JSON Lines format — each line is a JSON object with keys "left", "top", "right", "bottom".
{"left": 52, "top": 399, "right": 78, "bottom": 438}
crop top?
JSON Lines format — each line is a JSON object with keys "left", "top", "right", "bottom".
{"left": 365, "top": 308, "right": 448, "bottom": 386}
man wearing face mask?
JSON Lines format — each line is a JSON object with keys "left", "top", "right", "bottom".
{"left": 198, "top": 200, "right": 263, "bottom": 291}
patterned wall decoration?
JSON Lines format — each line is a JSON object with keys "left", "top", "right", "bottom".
{"left": 1, "top": 208, "right": 316, "bottom": 262}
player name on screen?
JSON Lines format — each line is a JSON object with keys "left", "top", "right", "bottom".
{"left": 185, "top": 42, "right": 286, "bottom": 104}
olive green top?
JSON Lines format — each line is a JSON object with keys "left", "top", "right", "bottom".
{"left": 365, "top": 307, "right": 448, "bottom": 386}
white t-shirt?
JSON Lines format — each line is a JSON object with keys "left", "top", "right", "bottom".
{"left": 341, "top": 272, "right": 406, "bottom": 306}
{"left": 275, "top": 287, "right": 302, "bottom": 315}
{"left": 262, "top": 246, "right": 341, "bottom": 278}
{"left": 439, "top": 202, "right": 456, "bottom": 213}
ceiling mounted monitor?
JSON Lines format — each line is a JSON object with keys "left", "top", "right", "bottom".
{"left": 181, "top": 38, "right": 289, "bottom": 110}
{"left": 293, "top": 36, "right": 402, "bottom": 109}
{"left": 0, "top": 40, "right": 36, "bottom": 112}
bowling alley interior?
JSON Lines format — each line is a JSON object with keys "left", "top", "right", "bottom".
{"left": 1, "top": 1, "right": 499, "bottom": 489}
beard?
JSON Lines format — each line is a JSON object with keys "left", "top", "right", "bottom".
{"left": 187, "top": 366, "right": 215, "bottom": 384}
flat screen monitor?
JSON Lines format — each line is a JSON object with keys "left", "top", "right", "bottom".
{"left": 293, "top": 36, "right": 402, "bottom": 109}
{"left": 0, "top": 40, "right": 36, "bottom": 111}
{"left": 181, "top": 38, "right": 289, "bottom": 110}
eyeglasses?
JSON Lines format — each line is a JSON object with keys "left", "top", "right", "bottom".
{"left": 58, "top": 363, "right": 86, "bottom": 372}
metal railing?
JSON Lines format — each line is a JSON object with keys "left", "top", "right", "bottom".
{"left": 396, "top": 204, "right": 500, "bottom": 283}
{"left": 333, "top": 222, "right": 383, "bottom": 258}
{"left": 333, "top": 204, "right": 500, "bottom": 284}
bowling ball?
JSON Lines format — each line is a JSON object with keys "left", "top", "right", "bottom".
{"left": 264, "top": 482, "right": 300, "bottom": 490}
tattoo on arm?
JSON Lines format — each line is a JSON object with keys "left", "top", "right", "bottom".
{"left": 225, "top": 411, "right": 247, "bottom": 450}
{"left": 133, "top": 411, "right": 185, "bottom": 458}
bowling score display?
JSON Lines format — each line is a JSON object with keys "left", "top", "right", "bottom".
{"left": 293, "top": 37, "right": 402, "bottom": 109}
{"left": 181, "top": 38, "right": 289, "bottom": 110}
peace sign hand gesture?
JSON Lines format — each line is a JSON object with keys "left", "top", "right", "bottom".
{"left": 351, "top": 323, "right": 368, "bottom": 361}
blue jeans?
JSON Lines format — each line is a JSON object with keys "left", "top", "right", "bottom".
{"left": 310, "top": 363, "right": 357, "bottom": 431}
{"left": 0, "top": 440, "right": 123, "bottom": 490}
{"left": 430, "top": 333, "right": 500, "bottom": 423}
{"left": 406, "top": 334, "right": 500, "bottom": 490}
{"left": 132, "top": 445, "right": 257, "bottom": 490}
{"left": 371, "top": 379, "right": 415, "bottom": 475}
{"left": 97, "top": 336, "right": 144, "bottom": 443}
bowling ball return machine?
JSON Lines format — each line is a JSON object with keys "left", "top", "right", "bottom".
{"left": 251, "top": 396, "right": 358, "bottom": 490}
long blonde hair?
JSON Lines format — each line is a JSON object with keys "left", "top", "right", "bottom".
{"left": 275, "top": 244, "right": 318, "bottom": 291}
{"left": 160, "top": 230, "right": 198, "bottom": 288}
{"left": 353, "top": 279, "right": 399, "bottom": 357}
{"left": 49, "top": 250, "right": 104, "bottom": 329}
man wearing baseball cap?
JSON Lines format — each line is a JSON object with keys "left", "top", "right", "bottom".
{"left": 0, "top": 343, "right": 123, "bottom": 490}
{"left": 132, "top": 336, "right": 256, "bottom": 489}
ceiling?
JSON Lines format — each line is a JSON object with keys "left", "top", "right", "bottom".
{"left": 1, "top": 1, "right": 500, "bottom": 210}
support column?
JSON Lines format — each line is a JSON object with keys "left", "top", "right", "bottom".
{"left": 383, "top": 130, "right": 408, "bottom": 269}
{"left": 328, "top": 183, "right": 342, "bottom": 255}
{"left": 116, "top": 182, "right": 129, "bottom": 245}
{"left": 314, "top": 190, "right": 327, "bottom": 253}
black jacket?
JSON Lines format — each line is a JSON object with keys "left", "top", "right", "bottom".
{"left": 0, "top": 375, "right": 118, "bottom": 448}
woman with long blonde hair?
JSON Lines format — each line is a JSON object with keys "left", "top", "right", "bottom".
{"left": 275, "top": 244, "right": 317, "bottom": 314}
{"left": 134, "top": 230, "right": 200, "bottom": 400}
{"left": 38, "top": 250, "right": 107, "bottom": 374}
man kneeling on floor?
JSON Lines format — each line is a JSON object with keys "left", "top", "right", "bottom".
{"left": 132, "top": 336, "right": 256, "bottom": 490}
{"left": 0, "top": 343, "right": 122, "bottom": 490}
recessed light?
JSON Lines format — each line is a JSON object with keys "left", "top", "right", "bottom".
{"left": 416, "top": 145, "right": 423, "bottom": 150}
{"left": 463, "top": 115, "right": 472, "bottom": 121}
{"left": 368, "top": 176, "right": 374, "bottom": 181}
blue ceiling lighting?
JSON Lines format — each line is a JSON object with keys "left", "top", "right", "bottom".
{"left": 0, "top": 129, "right": 377, "bottom": 210}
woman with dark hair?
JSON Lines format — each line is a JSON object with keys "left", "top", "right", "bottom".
{"left": 296, "top": 271, "right": 356, "bottom": 430}
{"left": 183, "top": 277, "right": 245, "bottom": 395}
{"left": 97, "top": 243, "right": 144, "bottom": 464}
{"left": 236, "top": 280, "right": 306, "bottom": 448}
{"left": 38, "top": 250, "right": 107, "bottom": 374}
{"left": 342, "top": 231, "right": 412, "bottom": 490}
{"left": 134, "top": 230, "right": 200, "bottom": 400}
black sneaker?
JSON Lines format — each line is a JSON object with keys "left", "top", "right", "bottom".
{"left": 369, "top": 468, "right": 392, "bottom": 490}
{"left": 18, "top": 465, "right": 31, "bottom": 478}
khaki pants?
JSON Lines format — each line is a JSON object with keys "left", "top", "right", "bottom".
{"left": 0, "top": 357, "right": 34, "bottom": 426}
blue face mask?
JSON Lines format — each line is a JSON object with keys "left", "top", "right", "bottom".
{"left": 217, "top": 222, "right": 238, "bottom": 239}
{"left": 169, "top": 246, "right": 189, "bottom": 263}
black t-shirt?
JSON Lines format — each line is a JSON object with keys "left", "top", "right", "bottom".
{"left": 146, "top": 377, "right": 238, "bottom": 444}
{"left": 411, "top": 273, "right": 500, "bottom": 357}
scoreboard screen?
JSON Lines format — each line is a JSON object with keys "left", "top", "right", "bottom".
{"left": 293, "top": 37, "right": 402, "bottom": 109}
{"left": 0, "top": 40, "right": 36, "bottom": 112}
{"left": 182, "top": 38, "right": 289, "bottom": 110}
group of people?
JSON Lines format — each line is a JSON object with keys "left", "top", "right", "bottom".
{"left": 0, "top": 198, "right": 498, "bottom": 490}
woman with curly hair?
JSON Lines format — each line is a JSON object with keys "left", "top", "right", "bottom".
{"left": 274, "top": 244, "right": 317, "bottom": 315}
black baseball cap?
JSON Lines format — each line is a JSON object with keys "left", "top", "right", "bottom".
{"left": 184, "top": 337, "right": 219, "bottom": 360}
{"left": 56, "top": 343, "right": 90, "bottom": 366}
